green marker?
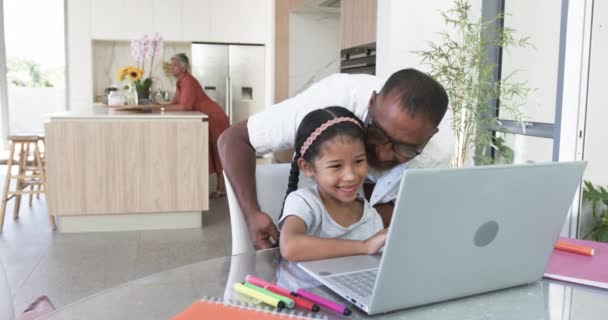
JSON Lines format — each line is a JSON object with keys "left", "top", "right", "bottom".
{"left": 243, "top": 282, "right": 295, "bottom": 308}
{"left": 233, "top": 283, "right": 285, "bottom": 309}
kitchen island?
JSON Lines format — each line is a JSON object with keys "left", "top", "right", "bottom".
{"left": 44, "top": 107, "right": 209, "bottom": 232}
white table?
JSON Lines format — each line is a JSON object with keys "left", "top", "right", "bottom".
{"left": 41, "top": 249, "right": 608, "bottom": 319}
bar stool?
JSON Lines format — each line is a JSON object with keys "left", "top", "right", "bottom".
{"left": 0, "top": 135, "right": 56, "bottom": 232}
{"left": 27, "top": 136, "right": 46, "bottom": 206}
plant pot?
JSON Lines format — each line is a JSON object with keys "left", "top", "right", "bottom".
{"left": 136, "top": 86, "right": 151, "bottom": 105}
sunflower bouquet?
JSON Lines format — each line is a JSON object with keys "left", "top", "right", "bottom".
{"left": 117, "top": 66, "right": 144, "bottom": 83}
{"left": 116, "top": 66, "right": 144, "bottom": 105}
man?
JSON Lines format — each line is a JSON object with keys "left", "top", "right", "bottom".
{"left": 218, "top": 68, "right": 452, "bottom": 250}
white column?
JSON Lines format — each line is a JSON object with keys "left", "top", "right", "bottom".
{"left": 0, "top": 0, "right": 10, "bottom": 149}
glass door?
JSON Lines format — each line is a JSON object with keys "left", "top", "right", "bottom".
{"left": 0, "top": 0, "right": 66, "bottom": 140}
{"left": 488, "top": 0, "right": 563, "bottom": 164}
{"left": 484, "top": 0, "right": 587, "bottom": 237}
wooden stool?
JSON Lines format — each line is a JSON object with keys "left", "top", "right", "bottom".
{"left": 27, "top": 136, "right": 46, "bottom": 206}
{"left": 0, "top": 135, "right": 56, "bottom": 232}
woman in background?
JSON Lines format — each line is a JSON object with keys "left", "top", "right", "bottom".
{"left": 163, "top": 53, "right": 230, "bottom": 198}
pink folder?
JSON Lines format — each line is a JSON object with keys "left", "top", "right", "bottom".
{"left": 544, "top": 237, "right": 608, "bottom": 289}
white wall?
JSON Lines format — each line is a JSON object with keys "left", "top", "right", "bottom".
{"left": 288, "top": 11, "right": 340, "bottom": 97}
{"left": 0, "top": 0, "right": 9, "bottom": 149}
{"left": 8, "top": 88, "right": 64, "bottom": 134}
{"left": 66, "top": 0, "right": 93, "bottom": 110}
{"left": 67, "top": 0, "right": 274, "bottom": 111}
{"left": 376, "top": 0, "right": 481, "bottom": 78}
{"left": 375, "top": 0, "right": 482, "bottom": 167}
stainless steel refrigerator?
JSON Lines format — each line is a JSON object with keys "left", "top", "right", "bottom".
{"left": 191, "top": 43, "right": 266, "bottom": 125}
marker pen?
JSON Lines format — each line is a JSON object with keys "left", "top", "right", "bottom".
{"left": 296, "top": 288, "right": 351, "bottom": 316}
{"left": 245, "top": 275, "right": 320, "bottom": 312}
{"left": 233, "top": 283, "right": 285, "bottom": 309}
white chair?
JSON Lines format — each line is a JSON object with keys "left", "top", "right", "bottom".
{"left": 224, "top": 163, "right": 312, "bottom": 255}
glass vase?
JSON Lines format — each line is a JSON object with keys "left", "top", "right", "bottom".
{"left": 127, "top": 84, "right": 138, "bottom": 106}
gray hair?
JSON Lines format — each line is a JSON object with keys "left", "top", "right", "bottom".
{"left": 172, "top": 53, "right": 191, "bottom": 73}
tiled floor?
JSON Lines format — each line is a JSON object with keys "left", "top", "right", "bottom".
{"left": 0, "top": 190, "right": 232, "bottom": 313}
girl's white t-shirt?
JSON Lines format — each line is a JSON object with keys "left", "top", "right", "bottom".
{"left": 278, "top": 185, "right": 383, "bottom": 241}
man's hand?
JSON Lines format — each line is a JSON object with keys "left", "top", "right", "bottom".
{"left": 218, "top": 121, "right": 280, "bottom": 250}
{"left": 246, "top": 211, "right": 280, "bottom": 250}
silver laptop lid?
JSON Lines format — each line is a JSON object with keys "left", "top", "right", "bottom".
{"left": 368, "top": 161, "right": 587, "bottom": 314}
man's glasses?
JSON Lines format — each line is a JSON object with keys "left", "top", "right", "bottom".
{"left": 364, "top": 100, "right": 430, "bottom": 160}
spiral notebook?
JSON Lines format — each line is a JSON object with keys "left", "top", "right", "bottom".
{"left": 171, "top": 297, "right": 326, "bottom": 320}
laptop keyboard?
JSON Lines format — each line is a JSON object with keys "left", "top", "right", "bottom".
{"left": 325, "top": 269, "right": 378, "bottom": 299}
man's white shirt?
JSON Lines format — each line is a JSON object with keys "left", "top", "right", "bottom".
{"left": 248, "top": 73, "right": 454, "bottom": 205}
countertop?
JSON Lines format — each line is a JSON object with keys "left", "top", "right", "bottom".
{"left": 47, "top": 105, "right": 208, "bottom": 120}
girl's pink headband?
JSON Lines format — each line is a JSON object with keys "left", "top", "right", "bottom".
{"left": 299, "top": 117, "right": 362, "bottom": 158}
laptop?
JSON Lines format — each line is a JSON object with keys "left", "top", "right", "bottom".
{"left": 298, "top": 161, "right": 587, "bottom": 315}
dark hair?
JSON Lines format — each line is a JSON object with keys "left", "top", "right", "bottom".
{"left": 280, "top": 106, "right": 365, "bottom": 216}
{"left": 379, "top": 68, "right": 448, "bottom": 126}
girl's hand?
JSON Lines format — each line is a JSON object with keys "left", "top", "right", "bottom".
{"left": 363, "top": 228, "right": 388, "bottom": 255}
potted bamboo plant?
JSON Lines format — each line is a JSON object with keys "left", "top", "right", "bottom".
{"left": 582, "top": 181, "right": 608, "bottom": 242}
{"left": 417, "top": 0, "right": 533, "bottom": 167}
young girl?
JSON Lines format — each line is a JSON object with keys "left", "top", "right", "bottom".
{"left": 278, "top": 106, "right": 387, "bottom": 262}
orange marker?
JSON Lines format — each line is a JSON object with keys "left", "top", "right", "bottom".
{"left": 555, "top": 240, "right": 595, "bottom": 256}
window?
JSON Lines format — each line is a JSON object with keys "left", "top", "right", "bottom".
{"left": 0, "top": 0, "right": 66, "bottom": 143}
{"left": 484, "top": 0, "right": 578, "bottom": 236}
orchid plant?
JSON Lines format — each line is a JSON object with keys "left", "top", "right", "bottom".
{"left": 117, "top": 33, "right": 164, "bottom": 98}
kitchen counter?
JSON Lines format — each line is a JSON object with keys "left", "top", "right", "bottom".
{"left": 44, "top": 106, "right": 209, "bottom": 232}
{"left": 48, "top": 105, "right": 208, "bottom": 120}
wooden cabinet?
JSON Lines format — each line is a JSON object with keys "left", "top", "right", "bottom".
{"left": 45, "top": 111, "right": 209, "bottom": 216}
{"left": 340, "top": 0, "right": 377, "bottom": 49}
